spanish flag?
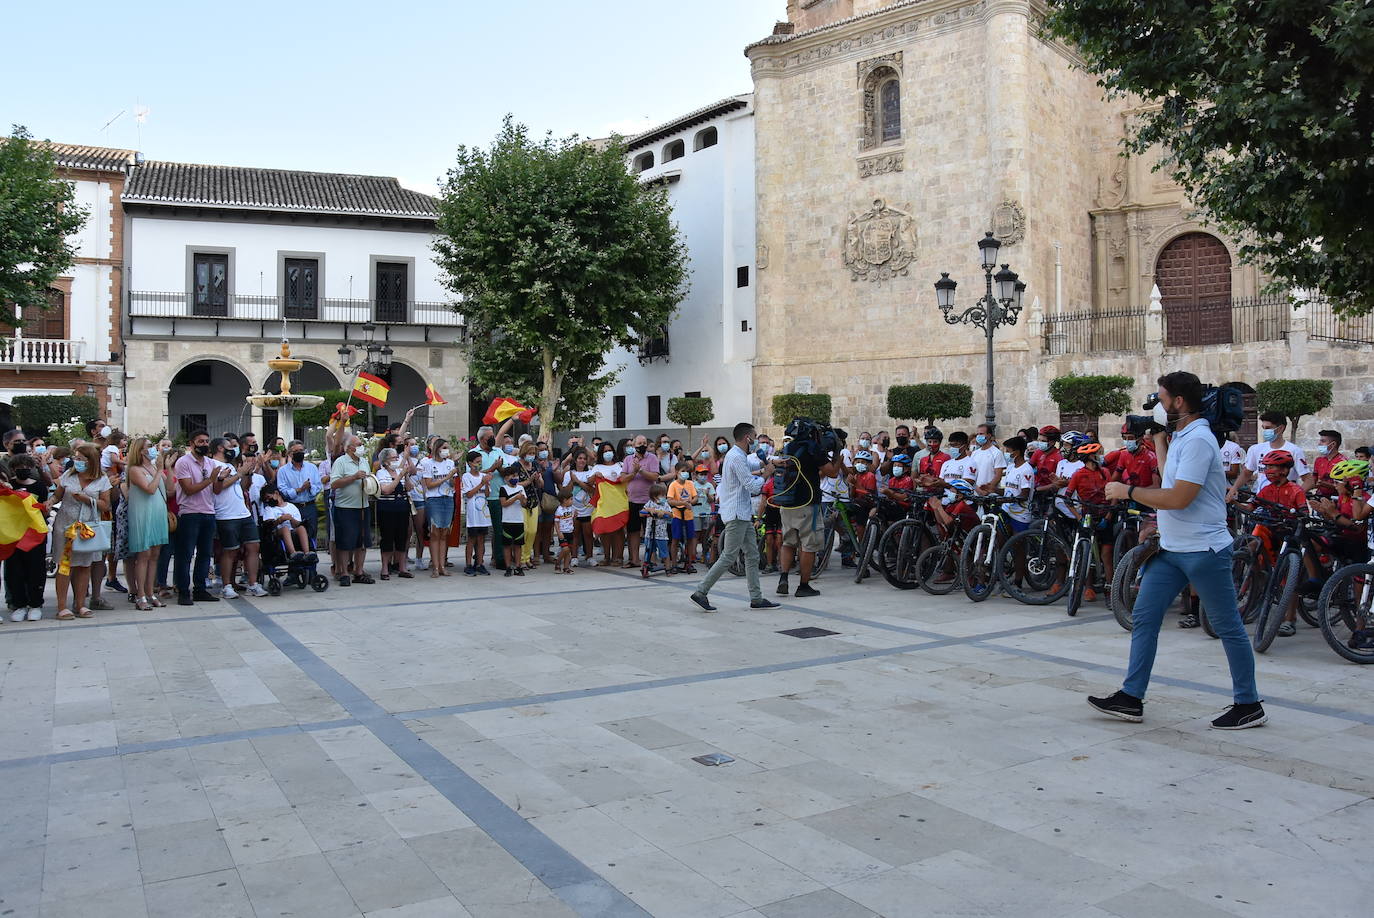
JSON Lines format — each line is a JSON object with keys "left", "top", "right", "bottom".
{"left": 0, "top": 484, "right": 49, "bottom": 561}
{"left": 424, "top": 384, "right": 447, "bottom": 407}
{"left": 482, "top": 396, "right": 535, "bottom": 425}
{"left": 353, "top": 371, "right": 389, "bottom": 408}
{"left": 590, "top": 479, "right": 629, "bottom": 535}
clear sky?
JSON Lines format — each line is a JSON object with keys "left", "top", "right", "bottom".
{"left": 3, "top": 0, "right": 782, "bottom": 193}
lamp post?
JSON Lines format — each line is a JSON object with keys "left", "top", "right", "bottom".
{"left": 934, "top": 231, "right": 1026, "bottom": 431}
{"left": 337, "top": 323, "right": 394, "bottom": 427}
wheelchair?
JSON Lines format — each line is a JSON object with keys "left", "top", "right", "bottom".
{"left": 258, "top": 519, "right": 329, "bottom": 594}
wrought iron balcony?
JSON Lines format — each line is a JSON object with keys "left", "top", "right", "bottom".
{"left": 128, "top": 291, "right": 462, "bottom": 326}
{"left": 0, "top": 336, "right": 87, "bottom": 369}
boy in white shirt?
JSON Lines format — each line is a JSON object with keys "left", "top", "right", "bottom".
{"left": 498, "top": 466, "right": 527, "bottom": 577}
{"left": 261, "top": 486, "right": 316, "bottom": 560}
{"left": 554, "top": 494, "right": 576, "bottom": 574}
{"left": 460, "top": 451, "right": 493, "bottom": 576}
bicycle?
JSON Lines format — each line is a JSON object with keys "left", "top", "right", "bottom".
{"left": 815, "top": 499, "right": 861, "bottom": 575}
{"left": 726, "top": 516, "right": 767, "bottom": 578}
{"left": 997, "top": 497, "right": 1076, "bottom": 606}
{"left": 959, "top": 493, "right": 1018, "bottom": 602}
{"left": 876, "top": 489, "right": 942, "bottom": 590}
{"left": 1242, "top": 493, "right": 1315, "bottom": 653}
{"left": 854, "top": 494, "right": 907, "bottom": 584}
{"left": 915, "top": 519, "right": 967, "bottom": 595}
{"left": 1316, "top": 560, "right": 1374, "bottom": 663}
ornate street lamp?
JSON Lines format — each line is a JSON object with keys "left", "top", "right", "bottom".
{"left": 933, "top": 231, "right": 1027, "bottom": 430}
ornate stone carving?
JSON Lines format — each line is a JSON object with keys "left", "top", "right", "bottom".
{"left": 858, "top": 151, "right": 904, "bottom": 178}
{"left": 856, "top": 51, "right": 902, "bottom": 86}
{"left": 757, "top": 243, "right": 770, "bottom": 270}
{"left": 843, "top": 198, "right": 918, "bottom": 282}
{"left": 992, "top": 201, "right": 1026, "bottom": 246}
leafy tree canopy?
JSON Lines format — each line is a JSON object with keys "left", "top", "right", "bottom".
{"left": 1044, "top": 1, "right": 1374, "bottom": 314}
{"left": 667, "top": 396, "right": 714, "bottom": 442}
{"left": 772, "top": 393, "right": 832, "bottom": 428}
{"left": 887, "top": 383, "right": 973, "bottom": 427}
{"left": 0, "top": 127, "right": 87, "bottom": 328}
{"left": 434, "top": 117, "right": 689, "bottom": 436}
{"left": 1255, "top": 378, "right": 1332, "bottom": 433}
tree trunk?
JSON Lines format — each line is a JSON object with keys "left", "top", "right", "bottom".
{"left": 540, "top": 346, "right": 562, "bottom": 442}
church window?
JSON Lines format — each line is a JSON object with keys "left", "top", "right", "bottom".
{"left": 860, "top": 62, "right": 903, "bottom": 151}
{"left": 880, "top": 79, "right": 901, "bottom": 143}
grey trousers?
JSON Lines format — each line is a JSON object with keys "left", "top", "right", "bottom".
{"left": 696, "top": 518, "right": 763, "bottom": 601}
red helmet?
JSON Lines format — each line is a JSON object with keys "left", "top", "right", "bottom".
{"left": 1260, "top": 450, "right": 1294, "bottom": 467}
{"left": 1039, "top": 425, "right": 1060, "bottom": 437}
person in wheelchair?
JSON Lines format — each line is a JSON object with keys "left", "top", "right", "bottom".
{"left": 260, "top": 485, "right": 318, "bottom": 563}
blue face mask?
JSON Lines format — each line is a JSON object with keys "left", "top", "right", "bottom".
{"left": 624, "top": 445, "right": 635, "bottom": 457}
{"left": 1003, "top": 452, "right": 1015, "bottom": 465}
{"left": 270, "top": 459, "right": 281, "bottom": 468}
{"left": 502, "top": 444, "right": 516, "bottom": 455}
{"left": 975, "top": 435, "right": 989, "bottom": 446}
{"left": 602, "top": 452, "right": 614, "bottom": 463}
{"left": 1124, "top": 440, "right": 1139, "bottom": 452}
{"left": 892, "top": 465, "right": 905, "bottom": 477}
{"left": 859, "top": 439, "right": 871, "bottom": 448}
{"left": 409, "top": 445, "right": 419, "bottom": 457}
{"left": 538, "top": 450, "right": 548, "bottom": 460}
{"left": 855, "top": 462, "right": 868, "bottom": 473}
{"left": 717, "top": 443, "right": 728, "bottom": 454}
{"left": 678, "top": 471, "right": 690, "bottom": 481}
{"left": 73, "top": 460, "right": 88, "bottom": 473}
{"left": 1261, "top": 428, "right": 1277, "bottom": 443}
{"left": 34, "top": 445, "right": 47, "bottom": 454}
{"left": 659, "top": 443, "right": 671, "bottom": 452}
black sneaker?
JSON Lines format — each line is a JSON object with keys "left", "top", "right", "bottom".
{"left": 750, "top": 598, "right": 780, "bottom": 610}
{"left": 191, "top": 590, "right": 220, "bottom": 603}
{"left": 504, "top": 568, "right": 514, "bottom": 578}
{"left": 177, "top": 593, "right": 194, "bottom": 607}
{"left": 794, "top": 583, "right": 820, "bottom": 599}
{"left": 776, "top": 576, "right": 789, "bottom": 596}
{"left": 1348, "top": 629, "right": 1374, "bottom": 650}
{"left": 338, "top": 575, "right": 352, "bottom": 587}
{"left": 1277, "top": 621, "right": 1297, "bottom": 637}
{"left": 464, "top": 565, "right": 477, "bottom": 577}
{"left": 840, "top": 559, "right": 857, "bottom": 568}
{"left": 1087, "top": 690, "right": 1144, "bottom": 722}
{"left": 1179, "top": 612, "right": 1200, "bottom": 629}
{"left": 105, "top": 579, "right": 128, "bottom": 593}
{"left": 690, "top": 592, "right": 716, "bottom": 612}
{"left": 1211, "top": 702, "right": 1267, "bottom": 730}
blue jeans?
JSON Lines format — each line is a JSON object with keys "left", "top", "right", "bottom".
{"left": 1123, "top": 546, "right": 1259, "bottom": 704}
{"left": 174, "top": 512, "right": 216, "bottom": 597}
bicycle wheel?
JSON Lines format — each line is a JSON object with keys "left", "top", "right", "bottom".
{"left": 1110, "top": 543, "right": 1148, "bottom": 632}
{"left": 997, "top": 529, "right": 1070, "bottom": 605}
{"left": 879, "top": 520, "right": 922, "bottom": 590}
{"left": 960, "top": 524, "right": 999, "bottom": 602}
{"left": 917, "top": 541, "right": 961, "bottom": 595}
{"left": 1298, "top": 595, "right": 1321, "bottom": 629}
{"left": 1253, "top": 552, "right": 1300, "bottom": 653}
{"left": 1317, "top": 563, "right": 1374, "bottom": 664}
{"left": 1111, "top": 526, "right": 1136, "bottom": 575}
{"left": 1065, "top": 538, "right": 1092, "bottom": 617}
{"left": 814, "top": 518, "right": 836, "bottom": 575}
{"left": 854, "top": 523, "right": 879, "bottom": 583}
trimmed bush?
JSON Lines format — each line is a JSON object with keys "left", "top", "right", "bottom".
{"left": 667, "top": 396, "right": 714, "bottom": 442}
{"left": 12, "top": 395, "right": 98, "bottom": 440}
{"left": 1256, "top": 379, "right": 1332, "bottom": 434}
{"left": 887, "top": 383, "right": 973, "bottom": 427}
{"left": 1048, "top": 374, "right": 1133, "bottom": 420}
{"left": 771, "top": 393, "right": 832, "bottom": 428}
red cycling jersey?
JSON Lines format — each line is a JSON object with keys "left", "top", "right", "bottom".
{"left": 1105, "top": 448, "right": 1158, "bottom": 488}
{"left": 918, "top": 452, "right": 948, "bottom": 479}
{"left": 1032, "top": 447, "right": 1062, "bottom": 489}
{"left": 1257, "top": 480, "right": 1306, "bottom": 510}
{"left": 1067, "top": 466, "right": 1109, "bottom": 505}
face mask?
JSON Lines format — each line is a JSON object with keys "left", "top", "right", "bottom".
{"left": 896, "top": 436, "right": 910, "bottom": 447}
{"left": 1152, "top": 402, "right": 1170, "bottom": 427}
{"left": 502, "top": 444, "right": 516, "bottom": 455}
{"left": 1261, "top": 428, "right": 1277, "bottom": 443}
{"left": 1124, "top": 440, "right": 1139, "bottom": 452}
{"left": 100, "top": 425, "right": 112, "bottom": 438}
{"left": 603, "top": 452, "right": 614, "bottom": 462}
{"left": 439, "top": 449, "right": 451, "bottom": 459}
{"left": 194, "top": 443, "right": 209, "bottom": 456}
{"left": 74, "top": 460, "right": 89, "bottom": 473}
{"left": 483, "top": 437, "right": 496, "bottom": 450}
{"left": 855, "top": 462, "right": 869, "bottom": 473}
{"left": 538, "top": 450, "right": 549, "bottom": 460}
{"left": 9, "top": 442, "right": 26, "bottom": 454}
{"left": 226, "top": 448, "right": 238, "bottom": 459}
{"left": 1316, "top": 443, "right": 1330, "bottom": 456}
{"left": 696, "top": 474, "right": 707, "bottom": 482}
{"left": 975, "top": 435, "right": 988, "bottom": 446}
{"left": 892, "top": 465, "right": 905, "bottom": 476}
{"left": 859, "top": 439, "right": 871, "bottom": 448}
{"left": 292, "top": 452, "right": 305, "bottom": 463}
{"left": 270, "top": 459, "right": 281, "bottom": 469}
{"left": 389, "top": 460, "right": 401, "bottom": 470}
{"left": 34, "top": 445, "right": 47, "bottom": 454}
{"left": 409, "top": 445, "right": 420, "bottom": 457}
{"left": 678, "top": 471, "right": 690, "bottom": 481}
{"left": 717, "top": 443, "right": 728, "bottom": 454}
{"left": 659, "top": 443, "right": 670, "bottom": 452}
{"left": 624, "top": 446, "right": 635, "bottom": 457}
{"left": 1003, "top": 453, "right": 1015, "bottom": 465}
{"left": 699, "top": 451, "right": 709, "bottom": 459}
{"left": 635, "top": 444, "right": 647, "bottom": 455}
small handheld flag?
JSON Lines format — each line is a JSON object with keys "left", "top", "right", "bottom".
{"left": 482, "top": 397, "right": 535, "bottom": 425}
{"left": 353, "top": 372, "right": 390, "bottom": 408}
{"left": 424, "top": 384, "right": 447, "bottom": 407}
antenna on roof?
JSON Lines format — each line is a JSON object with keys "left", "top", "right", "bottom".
{"left": 99, "top": 110, "right": 126, "bottom": 137}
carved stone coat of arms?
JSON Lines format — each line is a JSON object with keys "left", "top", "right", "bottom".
{"left": 843, "top": 199, "right": 918, "bottom": 282}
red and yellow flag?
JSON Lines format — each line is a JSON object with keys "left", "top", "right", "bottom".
{"left": 590, "top": 479, "right": 629, "bottom": 535}
{"left": 424, "top": 384, "right": 447, "bottom": 407}
{"left": 0, "top": 484, "right": 49, "bottom": 561}
{"left": 353, "top": 371, "right": 390, "bottom": 408}
{"left": 482, "top": 396, "right": 535, "bottom": 425}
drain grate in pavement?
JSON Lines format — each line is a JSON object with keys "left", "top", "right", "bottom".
{"left": 692, "top": 753, "right": 735, "bottom": 766}
{"left": 777, "top": 626, "right": 840, "bottom": 639}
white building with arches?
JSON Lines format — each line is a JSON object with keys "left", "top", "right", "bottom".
{"left": 121, "top": 160, "right": 467, "bottom": 441}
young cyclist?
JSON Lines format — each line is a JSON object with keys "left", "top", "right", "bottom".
{"left": 1242, "top": 450, "right": 1308, "bottom": 636}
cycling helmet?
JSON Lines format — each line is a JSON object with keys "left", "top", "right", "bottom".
{"left": 1039, "top": 425, "right": 1061, "bottom": 437}
{"left": 923, "top": 427, "right": 943, "bottom": 442}
{"left": 1330, "top": 458, "right": 1370, "bottom": 480}
{"left": 890, "top": 454, "right": 912, "bottom": 465}
{"left": 1260, "top": 449, "right": 1294, "bottom": 467}
{"left": 1061, "top": 430, "right": 1090, "bottom": 448}
{"left": 949, "top": 479, "right": 976, "bottom": 496}
{"left": 854, "top": 450, "right": 874, "bottom": 462}
{"left": 1073, "top": 442, "right": 1103, "bottom": 459}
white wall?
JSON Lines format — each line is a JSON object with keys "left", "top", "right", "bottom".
{"left": 589, "top": 105, "right": 757, "bottom": 437}
{"left": 127, "top": 215, "right": 442, "bottom": 301}
{"left": 63, "top": 177, "right": 115, "bottom": 358}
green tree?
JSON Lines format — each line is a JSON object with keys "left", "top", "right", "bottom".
{"left": 771, "top": 393, "right": 832, "bottom": 428}
{"left": 464, "top": 329, "right": 617, "bottom": 433}
{"left": 886, "top": 383, "right": 973, "bottom": 428}
{"left": 667, "top": 396, "right": 714, "bottom": 444}
{"left": 1256, "top": 378, "right": 1332, "bottom": 435}
{"left": 1048, "top": 374, "right": 1133, "bottom": 423}
{"left": 1044, "top": 1, "right": 1374, "bottom": 315}
{"left": 434, "top": 117, "right": 689, "bottom": 437}
{"left": 1, "top": 127, "right": 87, "bottom": 328}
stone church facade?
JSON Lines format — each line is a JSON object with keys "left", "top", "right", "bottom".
{"left": 748, "top": 0, "right": 1373, "bottom": 443}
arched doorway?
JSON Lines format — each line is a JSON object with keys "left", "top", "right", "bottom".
{"left": 366, "top": 362, "right": 429, "bottom": 436}
{"left": 1157, "top": 232, "right": 1232, "bottom": 346}
{"left": 262, "top": 360, "right": 344, "bottom": 444}
{"left": 169, "top": 360, "right": 251, "bottom": 439}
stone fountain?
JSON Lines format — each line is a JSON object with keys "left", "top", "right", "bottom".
{"left": 246, "top": 341, "right": 325, "bottom": 438}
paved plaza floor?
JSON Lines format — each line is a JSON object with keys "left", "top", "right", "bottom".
{"left": 1, "top": 560, "right": 1370, "bottom": 918}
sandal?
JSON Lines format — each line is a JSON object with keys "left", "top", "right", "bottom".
{"left": 430, "top": 570, "right": 441, "bottom": 579}
{"left": 379, "top": 574, "right": 390, "bottom": 581}
{"left": 75, "top": 607, "right": 94, "bottom": 618}
{"left": 149, "top": 595, "right": 165, "bottom": 608}
{"left": 397, "top": 571, "right": 413, "bottom": 579}
{"left": 56, "top": 610, "right": 75, "bottom": 621}
{"left": 135, "top": 598, "right": 151, "bottom": 611}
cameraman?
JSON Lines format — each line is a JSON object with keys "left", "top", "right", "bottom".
{"left": 1089, "top": 371, "right": 1266, "bottom": 730}
{"left": 772, "top": 419, "right": 838, "bottom": 599}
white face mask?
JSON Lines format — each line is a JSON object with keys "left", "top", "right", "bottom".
{"left": 99, "top": 425, "right": 112, "bottom": 438}
{"left": 855, "top": 462, "right": 869, "bottom": 473}
{"left": 439, "top": 448, "right": 450, "bottom": 459}
{"left": 892, "top": 465, "right": 905, "bottom": 476}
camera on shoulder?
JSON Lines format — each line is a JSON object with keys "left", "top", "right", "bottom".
{"left": 1124, "top": 383, "right": 1245, "bottom": 436}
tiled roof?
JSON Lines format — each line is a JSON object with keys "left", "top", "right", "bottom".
{"left": 123, "top": 161, "right": 438, "bottom": 218}
{"left": 624, "top": 95, "right": 752, "bottom": 152}
{"left": 32, "top": 142, "right": 138, "bottom": 173}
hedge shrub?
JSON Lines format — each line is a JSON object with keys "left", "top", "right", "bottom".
{"left": 771, "top": 393, "right": 832, "bottom": 427}
{"left": 12, "top": 395, "right": 98, "bottom": 440}
{"left": 1256, "top": 379, "right": 1332, "bottom": 433}
{"left": 887, "top": 383, "right": 973, "bottom": 427}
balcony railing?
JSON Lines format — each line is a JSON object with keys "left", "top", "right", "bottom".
{"left": 0, "top": 336, "right": 87, "bottom": 368}
{"left": 129, "top": 291, "right": 462, "bottom": 326}
{"left": 1035, "top": 308, "right": 1146, "bottom": 355}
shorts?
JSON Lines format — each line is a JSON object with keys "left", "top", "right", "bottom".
{"left": 467, "top": 525, "right": 489, "bottom": 537}
{"left": 1005, "top": 516, "right": 1029, "bottom": 533}
{"left": 780, "top": 505, "right": 824, "bottom": 552}
{"left": 216, "top": 516, "right": 259, "bottom": 550}
{"left": 426, "top": 496, "right": 455, "bottom": 529}
{"left": 762, "top": 505, "right": 782, "bottom": 530}
{"left": 332, "top": 507, "right": 367, "bottom": 552}
{"left": 648, "top": 538, "right": 669, "bottom": 560}
{"left": 670, "top": 517, "right": 695, "bottom": 541}
{"left": 628, "top": 501, "right": 646, "bottom": 534}
{"left": 557, "top": 532, "right": 572, "bottom": 550}
{"left": 502, "top": 522, "right": 525, "bottom": 546}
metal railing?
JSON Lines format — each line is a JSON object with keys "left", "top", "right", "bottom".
{"left": 129, "top": 291, "right": 462, "bottom": 326}
{"left": 1036, "top": 309, "right": 1145, "bottom": 354}
{"left": 1162, "top": 294, "right": 1290, "bottom": 346}
{"left": 0, "top": 336, "right": 87, "bottom": 367}
{"left": 1308, "top": 296, "right": 1374, "bottom": 346}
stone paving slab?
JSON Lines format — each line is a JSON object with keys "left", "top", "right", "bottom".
{"left": 1, "top": 557, "right": 1370, "bottom": 917}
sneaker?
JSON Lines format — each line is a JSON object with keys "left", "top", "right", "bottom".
{"left": 247, "top": 583, "right": 269, "bottom": 597}
{"left": 1083, "top": 587, "right": 1097, "bottom": 603}
{"left": 220, "top": 585, "right": 239, "bottom": 600}
{"left": 417, "top": 558, "right": 430, "bottom": 570}
{"left": 1348, "top": 629, "right": 1374, "bottom": 651}
{"left": 464, "top": 565, "right": 477, "bottom": 577}
{"left": 476, "top": 565, "right": 491, "bottom": 576}
{"left": 1277, "top": 621, "right": 1297, "bottom": 637}
{"left": 1179, "top": 612, "right": 1200, "bottom": 629}
{"left": 105, "top": 579, "right": 128, "bottom": 593}
{"left": 190, "top": 590, "right": 220, "bottom": 603}
{"left": 338, "top": 576, "right": 352, "bottom": 587}
{"left": 504, "top": 568, "right": 514, "bottom": 578}
{"left": 26, "top": 607, "right": 42, "bottom": 622}
{"left": 177, "top": 593, "right": 194, "bottom": 606}
{"left": 10, "top": 608, "right": 27, "bottom": 622}
{"left": 89, "top": 597, "right": 114, "bottom": 611}
{"left": 794, "top": 583, "right": 820, "bottom": 598}
{"left": 1211, "top": 702, "right": 1267, "bottom": 730}
{"left": 206, "top": 576, "right": 222, "bottom": 590}
{"left": 750, "top": 598, "right": 781, "bottom": 610}
{"left": 690, "top": 592, "right": 717, "bottom": 612}
{"left": 776, "top": 576, "right": 789, "bottom": 596}
{"left": 1087, "top": 690, "right": 1144, "bottom": 722}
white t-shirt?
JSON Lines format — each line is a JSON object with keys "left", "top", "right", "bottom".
{"left": 1055, "top": 458, "right": 1085, "bottom": 516}
{"left": 820, "top": 473, "right": 849, "bottom": 503}
{"left": 101, "top": 444, "right": 121, "bottom": 471}
{"left": 1001, "top": 460, "right": 1036, "bottom": 523}
{"left": 564, "top": 469, "right": 595, "bottom": 518}
{"left": 262, "top": 502, "right": 301, "bottom": 526}
{"left": 1244, "top": 441, "right": 1308, "bottom": 483}
{"left": 419, "top": 457, "right": 456, "bottom": 498}
{"left": 937, "top": 455, "right": 972, "bottom": 506}
{"left": 591, "top": 462, "right": 623, "bottom": 485}
{"left": 967, "top": 446, "right": 1008, "bottom": 488}
{"left": 554, "top": 504, "right": 575, "bottom": 534}
{"left": 248, "top": 473, "right": 267, "bottom": 517}
{"left": 211, "top": 460, "right": 250, "bottom": 520}
{"left": 1220, "top": 440, "right": 1245, "bottom": 469}
{"left": 461, "top": 471, "right": 492, "bottom": 526}
{"left": 500, "top": 484, "right": 526, "bottom": 524}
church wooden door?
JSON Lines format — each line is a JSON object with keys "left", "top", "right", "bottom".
{"left": 1156, "top": 232, "right": 1232, "bottom": 346}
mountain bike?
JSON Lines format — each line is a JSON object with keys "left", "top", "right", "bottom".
{"left": 915, "top": 521, "right": 967, "bottom": 595}
{"left": 1244, "top": 494, "right": 1310, "bottom": 653}
{"left": 959, "top": 493, "right": 1017, "bottom": 602}
{"left": 1054, "top": 496, "right": 1113, "bottom": 617}
{"left": 1317, "top": 560, "right": 1374, "bottom": 663}
{"left": 815, "top": 499, "right": 861, "bottom": 575}
{"left": 855, "top": 494, "right": 907, "bottom": 584}
{"left": 997, "top": 498, "right": 1073, "bottom": 606}
{"left": 876, "top": 489, "right": 941, "bottom": 590}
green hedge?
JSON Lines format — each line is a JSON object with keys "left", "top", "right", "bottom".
{"left": 292, "top": 390, "right": 351, "bottom": 428}
{"left": 12, "top": 395, "right": 98, "bottom": 439}
{"left": 1256, "top": 378, "right": 1332, "bottom": 432}
{"left": 1048, "top": 374, "right": 1133, "bottom": 419}
{"left": 771, "top": 393, "right": 831, "bottom": 427}
{"left": 886, "top": 383, "right": 973, "bottom": 426}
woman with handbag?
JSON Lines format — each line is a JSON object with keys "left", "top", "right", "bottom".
{"left": 125, "top": 437, "right": 169, "bottom": 610}
{"left": 154, "top": 448, "right": 182, "bottom": 599}
{"left": 50, "top": 443, "right": 113, "bottom": 619}
{"left": 373, "top": 447, "right": 413, "bottom": 580}
{"left": 534, "top": 443, "right": 560, "bottom": 565}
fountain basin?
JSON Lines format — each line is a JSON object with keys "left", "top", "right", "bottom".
{"left": 247, "top": 394, "right": 325, "bottom": 410}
